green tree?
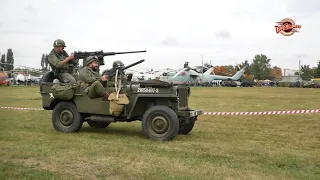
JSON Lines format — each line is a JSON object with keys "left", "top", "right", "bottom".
{"left": 45, "top": 54, "right": 49, "bottom": 70}
{"left": 41, "top": 54, "right": 45, "bottom": 69}
{"left": 314, "top": 60, "right": 320, "bottom": 78}
{"left": 0, "top": 54, "right": 5, "bottom": 71}
{"left": 300, "top": 65, "right": 313, "bottom": 81}
{"left": 239, "top": 60, "right": 250, "bottom": 70}
{"left": 250, "top": 54, "right": 272, "bottom": 80}
{"left": 268, "top": 66, "right": 282, "bottom": 81}
{"left": 5, "top": 49, "right": 14, "bottom": 72}
{"left": 239, "top": 60, "right": 253, "bottom": 81}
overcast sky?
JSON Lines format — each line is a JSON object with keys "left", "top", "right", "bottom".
{"left": 0, "top": 0, "right": 319, "bottom": 72}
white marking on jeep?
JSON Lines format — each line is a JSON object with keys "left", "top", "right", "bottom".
{"left": 137, "top": 87, "right": 159, "bottom": 93}
{"left": 49, "top": 93, "right": 54, "bottom": 99}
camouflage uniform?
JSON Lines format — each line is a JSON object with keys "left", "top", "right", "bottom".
{"left": 47, "top": 39, "right": 76, "bottom": 83}
{"left": 79, "top": 56, "right": 108, "bottom": 99}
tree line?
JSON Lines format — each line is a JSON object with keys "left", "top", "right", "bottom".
{"left": 204, "top": 54, "right": 320, "bottom": 81}
{"left": 0, "top": 49, "right": 14, "bottom": 72}
{"left": 41, "top": 54, "right": 50, "bottom": 71}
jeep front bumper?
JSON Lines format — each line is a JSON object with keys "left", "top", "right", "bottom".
{"left": 176, "top": 109, "right": 203, "bottom": 117}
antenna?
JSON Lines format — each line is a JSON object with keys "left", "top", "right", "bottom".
{"left": 297, "top": 55, "right": 301, "bottom": 81}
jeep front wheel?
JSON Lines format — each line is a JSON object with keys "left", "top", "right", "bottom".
{"left": 141, "top": 105, "right": 179, "bottom": 141}
{"left": 52, "top": 102, "right": 83, "bottom": 132}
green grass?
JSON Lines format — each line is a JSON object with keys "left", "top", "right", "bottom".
{"left": 0, "top": 86, "right": 319, "bottom": 180}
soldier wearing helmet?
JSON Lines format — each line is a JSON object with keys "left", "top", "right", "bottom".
{"left": 79, "top": 56, "right": 110, "bottom": 100}
{"left": 106, "top": 60, "right": 128, "bottom": 88}
{"left": 47, "top": 39, "right": 76, "bottom": 83}
{"left": 113, "top": 60, "right": 124, "bottom": 68}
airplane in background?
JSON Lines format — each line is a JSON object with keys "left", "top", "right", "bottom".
{"left": 127, "top": 68, "right": 179, "bottom": 82}
{"left": 200, "top": 65, "right": 247, "bottom": 82}
{"left": 165, "top": 65, "right": 247, "bottom": 84}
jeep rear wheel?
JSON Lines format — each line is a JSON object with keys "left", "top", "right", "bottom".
{"left": 87, "top": 121, "right": 110, "bottom": 128}
{"left": 179, "top": 117, "right": 195, "bottom": 135}
{"left": 142, "top": 105, "right": 179, "bottom": 141}
{"left": 52, "top": 102, "right": 83, "bottom": 132}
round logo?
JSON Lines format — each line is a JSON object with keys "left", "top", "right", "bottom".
{"left": 275, "top": 18, "right": 301, "bottom": 36}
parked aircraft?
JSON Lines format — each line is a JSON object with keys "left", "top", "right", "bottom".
{"left": 201, "top": 65, "right": 247, "bottom": 83}
{"left": 127, "top": 68, "right": 179, "bottom": 82}
{"left": 164, "top": 65, "right": 247, "bottom": 84}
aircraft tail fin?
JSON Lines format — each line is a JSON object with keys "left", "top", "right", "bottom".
{"left": 231, "top": 66, "right": 247, "bottom": 80}
{"left": 203, "top": 67, "right": 214, "bottom": 76}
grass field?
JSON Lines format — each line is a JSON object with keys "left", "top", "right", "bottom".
{"left": 0, "top": 86, "right": 319, "bottom": 180}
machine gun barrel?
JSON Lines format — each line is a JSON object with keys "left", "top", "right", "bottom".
{"left": 103, "top": 59, "right": 145, "bottom": 78}
{"left": 74, "top": 50, "right": 146, "bottom": 59}
{"left": 122, "top": 59, "right": 145, "bottom": 70}
{"left": 74, "top": 50, "right": 146, "bottom": 66}
{"left": 102, "top": 50, "right": 147, "bottom": 56}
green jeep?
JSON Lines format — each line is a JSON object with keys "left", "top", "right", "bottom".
{"left": 39, "top": 65, "right": 203, "bottom": 141}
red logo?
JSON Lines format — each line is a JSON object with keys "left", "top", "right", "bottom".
{"left": 275, "top": 18, "right": 301, "bottom": 36}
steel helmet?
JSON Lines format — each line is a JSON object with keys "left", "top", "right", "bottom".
{"left": 113, "top": 60, "right": 124, "bottom": 68}
{"left": 85, "top": 56, "right": 98, "bottom": 66}
{"left": 53, "top": 39, "right": 66, "bottom": 47}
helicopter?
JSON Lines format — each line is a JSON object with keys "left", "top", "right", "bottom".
{"left": 163, "top": 62, "right": 248, "bottom": 85}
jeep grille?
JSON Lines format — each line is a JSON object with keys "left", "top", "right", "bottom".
{"left": 177, "top": 88, "right": 188, "bottom": 109}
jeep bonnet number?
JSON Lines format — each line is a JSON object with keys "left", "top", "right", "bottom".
{"left": 137, "top": 87, "right": 159, "bottom": 93}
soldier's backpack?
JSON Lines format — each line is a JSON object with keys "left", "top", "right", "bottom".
{"left": 50, "top": 83, "right": 76, "bottom": 100}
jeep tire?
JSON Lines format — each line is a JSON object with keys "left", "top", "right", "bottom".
{"left": 52, "top": 101, "right": 83, "bottom": 132}
{"left": 142, "top": 105, "right": 179, "bottom": 141}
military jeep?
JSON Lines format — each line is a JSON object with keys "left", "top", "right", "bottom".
{"left": 39, "top": 70, "right": 203, "bottom": 141}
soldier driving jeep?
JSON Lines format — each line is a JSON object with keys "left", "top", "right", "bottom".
{"left": 79, "top": 56, "right": 110, "bottom": 100}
